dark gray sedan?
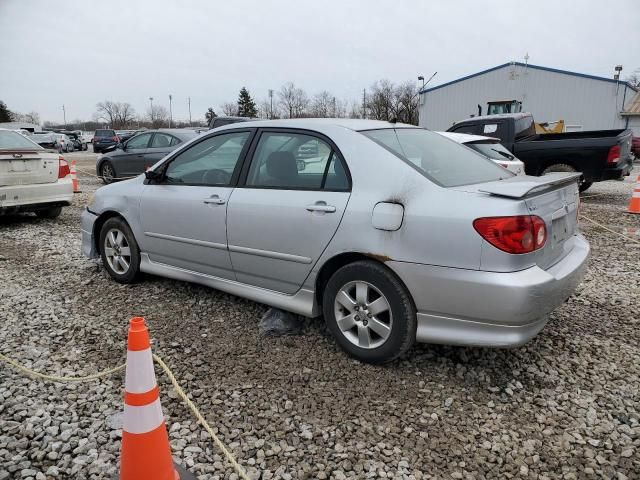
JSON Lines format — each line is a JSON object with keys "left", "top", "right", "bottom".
{"left": 96, "top": 129, "right": 198, "bottom": 183}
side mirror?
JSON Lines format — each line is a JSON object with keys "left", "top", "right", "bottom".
{"left": 144, "top": 170, "right": 163, "bottom": 182}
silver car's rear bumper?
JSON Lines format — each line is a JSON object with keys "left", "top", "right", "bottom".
{"left": 81, "top": 208, "right": 99, "bottom": 259}
{"left": 388, "top": 234, "right": 590, "bottom": 347}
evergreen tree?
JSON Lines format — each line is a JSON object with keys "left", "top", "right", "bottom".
{"left": 237, "top": 87, "right": 257, "bottom": 118}
{"left": 205, "top": 107, "right": 217, "bottom": 124}
{"left": 0, "top": 101, "right": 13, "bottom": 122}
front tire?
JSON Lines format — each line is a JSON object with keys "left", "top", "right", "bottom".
{"left": 35, "top": 207, "right": 62, "bottom": 219}
{"left": 100, "top": 161, "right": 116, "bottom": 184}
{"left": 322, "top": 260, "right": 416, "bottom": 364}
{"left": 99, "top": 217, "right": 140, "bottom": 284}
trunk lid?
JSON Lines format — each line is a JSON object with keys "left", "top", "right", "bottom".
{"left": 455, "top": 173, "right": 581, "bottom": 270}
{"left": 523, "top": 179, "right": 580, "bottom": 269}
{"left": 0, "top": 150, "right": 59, "bottom": 186}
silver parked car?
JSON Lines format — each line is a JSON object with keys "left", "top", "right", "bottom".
{"left": 81, "top": 119, "right": 589, "bottom": 364}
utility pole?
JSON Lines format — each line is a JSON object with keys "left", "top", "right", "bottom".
{"left": 332, "top": 96, "right": 336, "bottom": 117}
{"left": 149, "top": 97, "right": 154, "bottom": 126}
{"left": 268, "top": 89, "right": 274, "bottom": 119}
{"left": 62, "top": 105, "right": 66, "bottom": 128}
{"left": 362, "top": 89, "right": 367, "bottom": 119}
{"left": 168, "top": 94, "right": 173, "bottom": 128}
{"left": 188, "top": 97, "right": 192, "bottom": 126}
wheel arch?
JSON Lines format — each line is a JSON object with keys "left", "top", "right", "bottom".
{"left": 97, "top": 157, "right": 115, "bottom": 176}
{"left": 93, "top": 210, "right": 131, "bottom": 253}
{"left": 537, "top": 159, "right": 579, "bottom": 176}
{"left": 314, "top": 252, "right": 414, "bottom": 309}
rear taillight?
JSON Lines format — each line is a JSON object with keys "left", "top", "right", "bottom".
{"left": 473, "top": 215, "right": 546, "bottom": 254}
{"left": 607, "top": 145, "right": 620, "bottom": 165}
{"left": 58, "top": 156, "right": 70, "bottom": 179}
{"left": 112, "top": 136, "right": 119, "bottom": 142}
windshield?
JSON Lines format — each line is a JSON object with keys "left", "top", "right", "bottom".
{"left": 0, "top": 130, "right": 43, "bottom": 150}
{"left": 467, "top": 142, "right": 516, "bottom": 161}
{"left": 361, "top": 128, "right": 510, "bottom": 187}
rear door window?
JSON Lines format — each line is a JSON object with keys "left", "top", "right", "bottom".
{"left": 150, "top": 133, "right": 178, "bottom": 148}
{"left": 245, "top": 131, "right": 349, "bottom": 191}
{"left": 362, "top": 128, "right": 509, "bottom": 187}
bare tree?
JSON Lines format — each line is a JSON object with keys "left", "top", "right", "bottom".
{"left": 348, "top": 101, "right": 362, "bottom": 119}
{"left": 278, "top": 82, "right": 309, "bottom": 118}
{"left": 278, "top": 82, "right": 297, "bottom": 118}
{"left": 257, "top": 98, "right": 275, "bottom": 119}
{"left": 95, "top": 101, "right": 136, "bottom": 128}
{"left": 146, "top": 105, "right": 168, "bottom": 128}
{"left": 12, "top": 111, "right": 41, "bottom": 125}
{"left": 221, "top": 102, "right": 238, "bottom": 116}
{"left": 310, "top": 91, "right": 333, "bottom": 117}
{"left": 394, "top": 81, "right": 420, "bottom": 125}
{"left": 115, "top": 103, "right": 136, "bottom": 128}
{"left": 626, "top": 68, "right": 640, "bottom": 88}
{"left": 366, "top": 80, "right": 395, "bottom": 121}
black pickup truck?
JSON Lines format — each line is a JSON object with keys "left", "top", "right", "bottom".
{"left": 447, "top": 113, "right": 634, "bottom": 191}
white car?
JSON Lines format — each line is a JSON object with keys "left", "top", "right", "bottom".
{"left": 438, "top": 132, "right": 525, "bottom": 175}
{"left": 0, "top": 128, "right": 73, "bottom": 218}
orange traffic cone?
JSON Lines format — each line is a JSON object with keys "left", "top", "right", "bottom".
{"left": 70, "top": 160, "right": 81, "bottom": 193}
{"left": 120, "top": 317, "right": 194, "bottom": 480}
{"left": 628, "top": 176, "right": 640, "bottom": 214}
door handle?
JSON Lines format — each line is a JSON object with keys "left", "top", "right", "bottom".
{"left": 203, "top": 195, "right": 226, "bottom": 205}
{"left": 306, "top": 201, "right": 336, "bottom": 213}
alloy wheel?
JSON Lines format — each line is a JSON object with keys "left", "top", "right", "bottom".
{"left": 104, "top": 228, "right": 131, "bottom": 274}
{"left": 333, "top": 281, "right": 393, "bottom": 349}
{"left": 101, "top": 163, "right": 115, "bottom": 182}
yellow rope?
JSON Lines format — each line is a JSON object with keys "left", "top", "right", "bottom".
{"left": 74, "top": 165, "right": 136, "bottom": 181}
{"left": 0, "top": 352, "right": 126, "bottom": 381}
{"left": 0, "top": 352, "right": 250, "bottom": 479}
{"left": 153, "top": 354, "right": 251, "bottom": 480}
{"left": 580, "top": 214, "right": 640, "bottom": 245}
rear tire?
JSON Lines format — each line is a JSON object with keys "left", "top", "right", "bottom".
{"left": 542, "top": 163, "right": 591, "bottom": 192}
{"left": 322, "top": 260, "right": 416, "bottom": 364}
{"left": 35, "top": 207, "right": 62, "bottom": 219}
{"left": 99, "top": 217, "right": 141, "bottom": 284}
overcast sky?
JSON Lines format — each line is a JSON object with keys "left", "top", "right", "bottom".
{"left": 1, "top": 0, "right": 638, "bottom": 124}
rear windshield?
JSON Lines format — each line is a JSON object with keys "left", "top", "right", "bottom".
{"left": 515, "top": 116, "right": 535, "bottom": 138}
{"left": 361, "top": 128, "right": 509, "bottom": 187}
{"left": 0, "top": 130, "right": 43, "bottom": 150}
{"left": 466, "top": 142, "right": 516, "bottom": 161}
{"left": 95, "top": 129, "right": 115, "bottom": 137}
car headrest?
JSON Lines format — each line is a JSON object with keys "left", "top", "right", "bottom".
{"left": 265, "top": 151, "right": 298, "bottom": 184}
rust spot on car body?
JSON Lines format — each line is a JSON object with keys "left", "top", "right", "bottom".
{"left": 365, "top": 253, "right": 393, "bottom": 263}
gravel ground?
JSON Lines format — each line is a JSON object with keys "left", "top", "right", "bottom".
{"left": 1, "top": 159, "right": 639, "bottom": 479}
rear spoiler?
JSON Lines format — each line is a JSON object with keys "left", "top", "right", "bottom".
{"left": 478, "top": 172, "right": 581, "bottom": 199}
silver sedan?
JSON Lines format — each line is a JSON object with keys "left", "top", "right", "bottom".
{"left": 81, "top": 119, "right": 589, "bottom": 364}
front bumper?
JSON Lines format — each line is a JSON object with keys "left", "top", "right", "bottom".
{"left": 81, "top": 208, "right": 99, "bottom": 258}
{"left": 0, "top": 179, "right": 73, "bottom": 212}
{"left": 388, "top": 234, "right": 590, "bottom": 347}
